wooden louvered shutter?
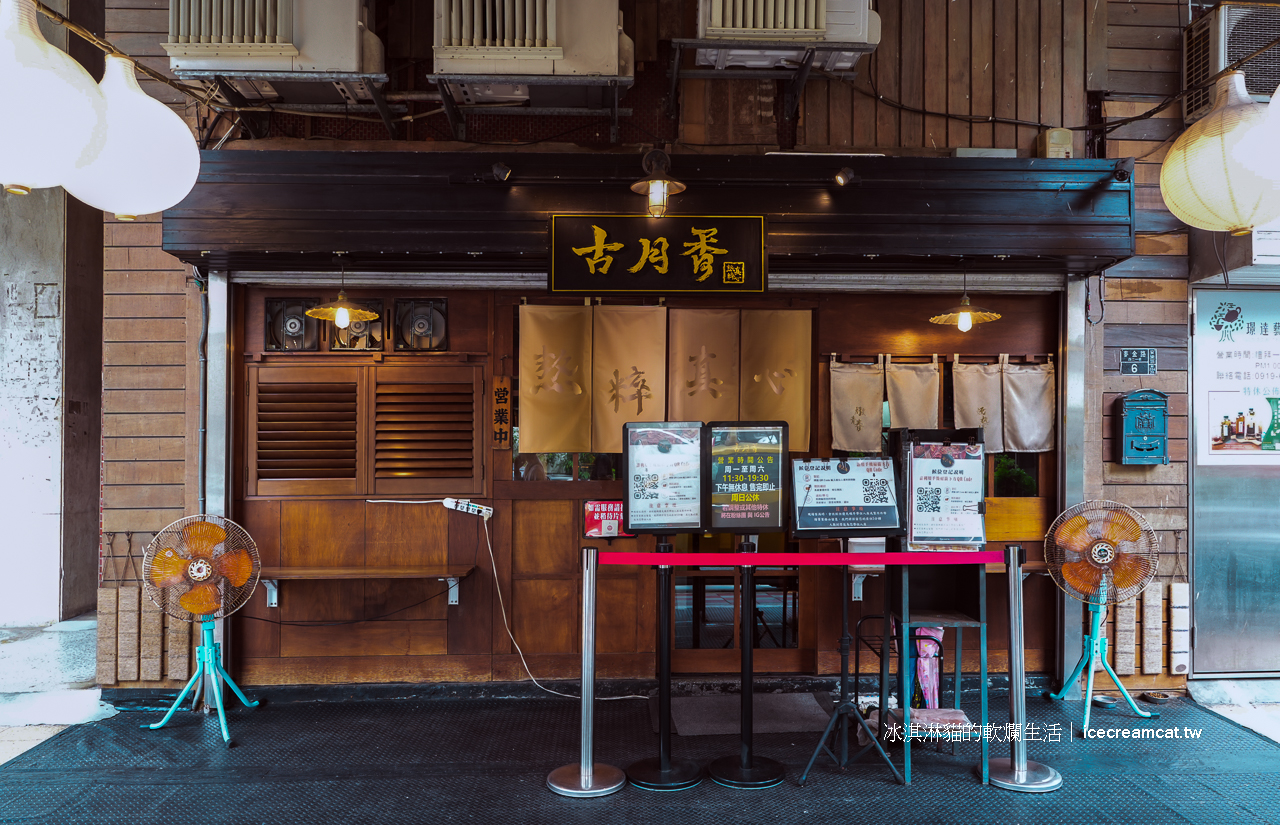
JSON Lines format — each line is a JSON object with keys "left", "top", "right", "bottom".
{"left": 372, "top": 365, "right": 484, "bottom": 496}
{"left": 249, "top": 365, "right": 363, "bottom": 496}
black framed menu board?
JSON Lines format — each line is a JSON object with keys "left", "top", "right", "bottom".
{"left": 790, "top": 458, "right": 905, "bottom": 540}
{"left": 622, "top": 422, "right": 706, "bottom": 534}
{"left": 705, "top": 421, "right": 788, "bottom": 534}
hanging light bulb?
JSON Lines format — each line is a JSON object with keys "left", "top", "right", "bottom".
{"left": 631, "top": 149, "right": 685, "bottom": 218}
{"left": 305, "top": 258, "right": 378, "bottom": 331}
{"left": 0, "top": 0, "right": 106, "bottom": 194}
{"left": 930, "top": 274, "right": 1001, "bottom": 332}
{"left": 1160, "top": 72, "right": 1280, "bottom": 236}
{"left": 61, "top": 55, "right": 200, "bottom": 220}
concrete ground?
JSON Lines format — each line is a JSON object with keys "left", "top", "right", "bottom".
{"left": 1189, "top": 678, "right": 1280, "bottom": 745}
{"left": 0, "top": 613, "right": 117, "bottom": 766}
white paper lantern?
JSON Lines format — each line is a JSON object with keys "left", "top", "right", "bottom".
{"left": 1160, "top": 72, "right": 1280, "bottom": 236}
{"left": 0, "top": 0, "right": 105, "bottom": 194}
{"left": 62, "top": 55, "right": 200, "bottom": 220}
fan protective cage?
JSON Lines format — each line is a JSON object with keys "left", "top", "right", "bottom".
{"left": 1044, "top": 500, "right": 1159, "bottom": 606}
{"left": 143, "top": 514, "right": 261, "bottom": 622}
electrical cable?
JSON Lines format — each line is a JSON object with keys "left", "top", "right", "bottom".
{"left": 1085, "top": 272, "right": 1106, "bottom": 326}
{"left": 1214, "top": 230, "right": 1231, "bottom": 289}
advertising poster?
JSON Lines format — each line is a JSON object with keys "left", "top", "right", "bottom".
{"left": 708, "top": 423, "right": 787, "bottom": 533}
{"left": 792, "top": 458, "right": 900, "bottom": 535}
{"left": 1194, "top": 291, "right": 1280, "bottom": 465}
{"left": 908, "top": 442, "right": 986, "bottom": 547}
{"left": 623, "top": 423, "right": 705, "bottom": 533}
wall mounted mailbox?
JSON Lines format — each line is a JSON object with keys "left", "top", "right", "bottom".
{"left": 1114, "top": 389, "right": 1170, "bottom": 465}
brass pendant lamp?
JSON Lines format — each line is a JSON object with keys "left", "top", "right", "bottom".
{"left": 305, "top": 256, "right": 379, "bottom": 330}
{"left": 929, "top": 273, "right": 1001, "bottom": 332}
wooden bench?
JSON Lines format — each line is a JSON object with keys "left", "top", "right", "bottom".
{"left": 258, "top": 565, "right": 477, "bottom": 608}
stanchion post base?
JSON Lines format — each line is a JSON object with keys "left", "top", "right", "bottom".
{"left": 982, "top": 758, "right": 1063, "bottom": 793}
{"left": 708, "top": 755, "right": 785, "bottom": 789}
{"left": 547, "top": 763, "right": 627, "bottom": 798}
{"left": 626, "top": 757, "right": 705, "bottom": 791}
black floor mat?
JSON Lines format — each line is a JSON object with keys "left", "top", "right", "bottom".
{"left": 2, "top": 690, "right": 1278, "bottom": 825}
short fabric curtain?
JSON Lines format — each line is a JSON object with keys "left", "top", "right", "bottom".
{"left": 1002, "top": 355, "right": 1056, "bottom": 452}
{"left": 830, "top": 357, "right": 885, "bottom": 453}
{"left": 952, "top": 356, "right": 1004, "bottom": 454}
{"left": 886, "top": 354, "right": 940, "bottom": 429}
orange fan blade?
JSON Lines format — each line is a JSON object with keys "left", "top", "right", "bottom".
{"left": 1062, "top": 560, "right": 1104, "bottom": 596}
{"left": 149, "top": 547, "right": 189, "bottom": 589}
{"left": 1110, "top": 551, "right": 1151, "bottom": 591}
{"left": 1102, "top": 510, "right": 1144, "bottom": 544}
{"left": 215, "top": 547, "right": 253, "bottom": 588}
{"left": 179, "top": 582, "right": 221, "bottom": 616}
{"left": 1053, "top": 515, "right": 1093, "bottom": 555}
{"left": 183, "top": 521, "right": 227, "bottom": 560}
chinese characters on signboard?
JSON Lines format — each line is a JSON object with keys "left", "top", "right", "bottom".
{"left": 908, "top": 442, "right": 986, "bottom": 548}
{"left": 584, "top": 501, "right": 634, "bottom": 538}
{"left": 491, "top": 375, "right": 511, "bottom": 451}
{"left": 623, "top": 422, "right": 705, "bottom": 534}
{"left": 550, "top": 215, "right": 766, "bottom": 294}
{"left": 708, "top": 422, "right": 787, "bottom": 533}
{"left": 1195, "top": 291, "right": 1280, "bottom": 464}
{"left": 791, "top": 458, "right": 901, "bottom": 536}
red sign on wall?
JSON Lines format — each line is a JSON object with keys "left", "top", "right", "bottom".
{"left": 584, "top": 500, "right": 634, "bottom": 538}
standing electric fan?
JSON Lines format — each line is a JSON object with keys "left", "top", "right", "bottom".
{"left": 141, "top": 515, "right": 262, "bottom": 746}
{"left": 1043, "top": 501, "right": 1160, "bottom": 731}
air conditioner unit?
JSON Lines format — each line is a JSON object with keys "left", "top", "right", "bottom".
{"left": 433, "top": 0, "right": 634, "bottom": 102}
{"left": 1183, "top": 1, "right": 1280, "bottom": 123}
{"left": 695, "top": 0, "right": 881, "bottom": 72}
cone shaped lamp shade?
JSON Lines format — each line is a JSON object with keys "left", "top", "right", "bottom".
{"left": 0, "top": 0, "right": 106, "bottom": 194}
{"left": 305, "top": 291, "right": 379, "bottom": 330}
{"left": 1159, "top": 72, "right": 1280, "bottom": 235}
{"left": 62, "top": 55, "right": 200, "bottom": 219}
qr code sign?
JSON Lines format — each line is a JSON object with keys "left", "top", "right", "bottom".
{"left": 722, "top": 261, "right": 746, "bottom": 284}
{"left": 862, "top": 478, "right": 891, "bottom": 504}
{"left": 915, "top": 487, "right": 942, "bottom": 513}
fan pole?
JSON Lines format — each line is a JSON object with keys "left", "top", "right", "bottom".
{"left": 142, "top": 618, "right": 259, "bottom": 747}
{"left": 987, "top": 545, "right": 1061, "bottom": 792}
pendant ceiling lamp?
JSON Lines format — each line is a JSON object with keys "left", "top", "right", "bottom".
{"left": 929, "top": 273, "right": 1001, "bottom": 332}
{"left": 0, "top": 0, "right": 106, "bottom": 194}
{"left": 305, "top": 260, "right": 378, "bottom": 330}
{"left": 62, "top": 55, "right": 200, "bottom": 220}
{"left": 631, "top": 149, "right": 685, "bottom": 218}
{"left": 1159, "top": 71, "right": 1280, "bottom": 236}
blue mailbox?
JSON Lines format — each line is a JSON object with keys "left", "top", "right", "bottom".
{"left": 1114, "top": 389, "right": 1169, "bottom": 465}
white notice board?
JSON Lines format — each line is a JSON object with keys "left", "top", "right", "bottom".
{"left": 908, "top": 442, "right": 986, "bottom": 548}
{"left": 623, "top": 422, "right": 705, "bottom": 534}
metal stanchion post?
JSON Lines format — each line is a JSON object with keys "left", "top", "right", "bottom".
{"left": 986, "top": 544, "right": 1062, "bottom": 792}
{"left": 709, "top": 536, "right": 785, "bottom": 790}
{"left": 548, "top": 547, "right": 627, "bottom": 798}
{"left": 627, "top": 536, "right": 704, "bottom": 791}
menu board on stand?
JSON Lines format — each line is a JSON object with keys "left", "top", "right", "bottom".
{"left": 790, "top": 458, "right": 904, "bottom": 539}
{"left": 705, "top": 421, "right": 788, "bottom": 534}
{"left": 622, "top": 422, "right": 707, "bottom": 534}
{"left": 902, "top": 431, "right": 986, "bottom": 550}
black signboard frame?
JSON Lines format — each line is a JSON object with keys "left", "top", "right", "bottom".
{"left": 549, "top": 214, "right": 767, "bottom": 295}
{"left": 789, "top": 457, "right": 907, "bottom": 541}
{"left": 704, "top": 420, "right": 789, "bottom": 535}
{"left": 622, "top": 421, "right": 708, "bottom": 535}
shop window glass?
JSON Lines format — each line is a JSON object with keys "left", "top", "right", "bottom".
{"left": 675, "top": 534, "right": 799, "bottom": 650}
{"left": 511, "top": 427, "right": 619, "bottom": 481}
{"left": 993, "top": 452, "right": 1039, "bottom": 497}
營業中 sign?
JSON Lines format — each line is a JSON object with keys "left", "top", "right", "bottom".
{"left": 550, "top": 215, "right": 765, "bottom": 294}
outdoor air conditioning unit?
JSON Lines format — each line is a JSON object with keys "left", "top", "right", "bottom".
{"left": 694, "top": 0, "right": 881, "bottom": 72}
{"left": 433, "top": 0, "right": 633, "bottom": 103}
{"left": 1183, "top": 1, "right": 1280, "bottom": 123}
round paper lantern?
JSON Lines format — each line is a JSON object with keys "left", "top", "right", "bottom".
{"left": 1160, "top": 72, "right": 1280, "bottom": 235}
{"left": 62, "top": 55, "right": 200, "bottom": 220}
{"left": 0, "top": 0, "right": 105, "bottom": 194}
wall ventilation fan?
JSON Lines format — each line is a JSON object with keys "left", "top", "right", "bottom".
{"left": 265, "top": 298, "right": 320, "bottom": 351}
{"left": 141, "top": 515, "right": 262, "bottom": 747}
{"left": 395, "top": 298, "right": 448, "bottom": 351}
{"left": 330, "top": 299, "right": 384, "bottom": 351}
{"left": 1043, "top": 500, "right": 1161, "bottom": 731}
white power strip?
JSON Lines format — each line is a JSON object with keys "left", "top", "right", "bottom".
{"left": 443, "top": 497, "right": 493, "bottom": 520}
